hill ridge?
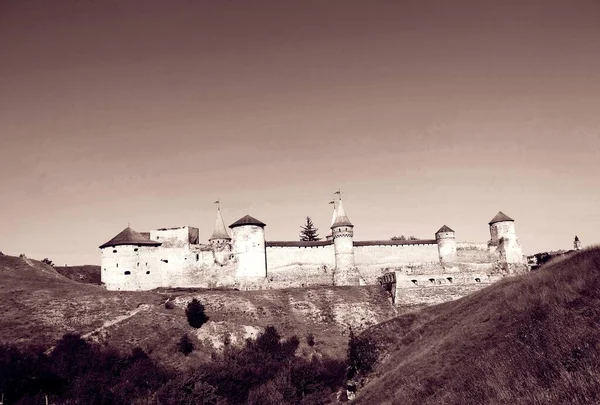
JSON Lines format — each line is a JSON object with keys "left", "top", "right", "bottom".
{"left": 352, "top": 247, "right": 600, "bottom": 404}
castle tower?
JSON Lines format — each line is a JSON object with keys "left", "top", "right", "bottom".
{"left": 99, "top": 226, "right": 161, "bottom": 291}
{"left": 331, "top": 194, "right": 359, "bottom": 285}
{"left": 574, "top": 235, "right": 582, "bottom": 250}
{"left": 435, "top": 225, "right": 457, "bottom": 263}
{"left": 229, "top": 215, "right": 267, "bottom": 278}
{"left": 209, "top": 203, "right": 232, "bottom": 246}
{"left": 488, "top": 211, "right": 525, "bottom": 266}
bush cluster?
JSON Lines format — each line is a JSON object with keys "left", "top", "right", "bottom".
{"left": 1, "top": 326, "right": 354, "bottom": 404}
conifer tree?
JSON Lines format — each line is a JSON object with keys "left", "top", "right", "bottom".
{"left": 299, "top": 216, "right": 321, "bottom": 241}
{"left": 186, "top": 298, "right": 209, "bottom": 328}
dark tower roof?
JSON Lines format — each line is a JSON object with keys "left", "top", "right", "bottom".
{"left": 574, "top": 235, "right": 580, "bottom": 242}
{"left": 436, "top": 225, "right": 455, "bottom": 234}
{"left": 99, "top": 227, "right": 161, "bottom": 249}
{"left": 229, "top": 215, "right": 266, "bottom": 229}
{"left": 488, "top": 211, "right": 515, "bottom": 225}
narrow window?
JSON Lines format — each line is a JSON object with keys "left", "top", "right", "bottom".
{"left": 137, "top": 262, "right": 139, "bottom": 266}
{"left": 161, "top": 259, "right": 168, "bottom": 263}
{"left": 116, "top": 263, "right": 118, "bottom": 268}
{"left": 196, "top": 254, "right": 199, "bottom": 261}
{"left": 124, "top": 271, "right": 131, "bottom": 275}
{"left": 113, "top": 249, "right": 117, "bottom": 253}
{"left": 134, "top": 248, "right": 138, "bottom": 252}
{"left": 146, "top": 271, "right": 150, "bottom": 275}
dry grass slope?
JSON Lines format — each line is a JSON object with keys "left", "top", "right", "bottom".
{"left": 353, "top": 246, "right": 600, "bottom": 405}
{"left": 54, "top": 264, "right": 101, "bottom": 285}
{"left": 0, "top": 254, "right": 399, "bottom": 369}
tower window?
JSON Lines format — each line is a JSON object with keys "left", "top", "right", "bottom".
{"left": 146, "top": 271, "right": 150, "bottom": 275}
{"left": 196, "top": 254, "right": 199, "bottom": 261}
{"left": 116, "top": 263, "right": 118, "bottom": 268}
{"left": 134, "top": 248, "right": 138, "bottom": 252}
{"left": 411, "top": 280, "right": 418, "bottom": 285}
{"left": 475, "top": 278, "right": 481, "bottom": 283}
{"left": 113, "top": 250, "right": 117, "bottom": 253}
{"left": 124, "top": 271, "right": 131, "bottom": 275}
{"left": 429, "top": 278, "right": 435, "bottom": 284}
{"left": 447, "top": 277, "right": 453, "bottom": 283}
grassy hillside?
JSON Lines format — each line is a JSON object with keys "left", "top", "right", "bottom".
{"left": 351, "top": 247, "right": 600, "bottom": 405}
{"left": 0, "top": 254, "right": 398, "bottom": 369}
{"left": 54, "top": 264, "right": 101, "bottom": 285}
{"left": 0, "top": 255, "right": 160, "bottom": 347}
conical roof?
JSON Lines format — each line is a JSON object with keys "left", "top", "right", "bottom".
{"left": 229, "top": 214, "right": 266, "bottom": 229}
{"left": 488, "top": 211, "right": 515, "bottom": 225}
{"left": 436, "top": 225, "right": 455, "bottom": 234}
{"left": 99, "top": 227, "right": 161, "bottom": 249}
{"left": 330, "top": 201, "right": 337, "bottom": 227}
{"left": 331, "top": 197, "right": 353, "bottom": 228}
{"left": 209, "top": 207, "right": 231, "bottom": 240}
{"left": 574, "top": 235, "right": 580, "bottom": 242}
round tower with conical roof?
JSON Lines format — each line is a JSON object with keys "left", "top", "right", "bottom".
{"left": 331, "top": 194, "right": 359, "bottom": 285}
{"left": 435, "top": 225, "right": 457, "bottom": 263}
{"left": 99, "top": 226, "right": 162, "bottom": 291}
{"left": 229, "top": 215, "right": 267, "bottom": 279}
{"left": 209, "top": 203, "right": 233, "bottom": 264}
{"left": 488, "top": 211, "right": 525, "bottom": 267}
{"left": 209, "top": 204, "right": 232, "bottom": 246}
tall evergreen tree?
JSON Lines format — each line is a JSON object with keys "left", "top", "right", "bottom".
{"left": 299, "top": 216, "right": 321, "bottom": 241}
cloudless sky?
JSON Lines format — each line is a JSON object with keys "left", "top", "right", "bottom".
{"left": 1, "top": 0, "right": 599, "bottom": 265}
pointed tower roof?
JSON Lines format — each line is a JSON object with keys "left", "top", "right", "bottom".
{"left": 210, "top": 206, "right": 231, "bottom": 240}
{"left": 574, "top": 235, "right": 580, "bottom": 242}
{"left": 331, "top": 197, "right": 353, "bottom": 228}
{"left": 229, "top": 215, "right": 266, "bottom": 229}
{"left": 99, "top": 227, "right": 161, "bottom": 249}
{"left": 488, "top": 211, "right": 515, "bottom": 225}
{"left": 436, "top": 225, "right": 455, "bottom": 234}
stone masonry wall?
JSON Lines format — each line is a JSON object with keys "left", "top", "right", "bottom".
{"left": 354, "top": 243, "right": 440, "bottom": 284}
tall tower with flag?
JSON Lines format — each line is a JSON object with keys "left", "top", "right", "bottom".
{"left": 331, "top": 191, "right": 360, "bottom": 285}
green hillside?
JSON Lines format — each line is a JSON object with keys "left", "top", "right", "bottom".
{"left": 351, "top": 247, "right": 600, "bottom": 404}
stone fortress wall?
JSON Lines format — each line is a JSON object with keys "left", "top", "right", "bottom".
{"left": 99, "top": 198, "right": 528, "bottom": 306}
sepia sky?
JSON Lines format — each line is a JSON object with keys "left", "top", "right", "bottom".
{"left": 1, "top": 0, "right": 599, "bottom": 265}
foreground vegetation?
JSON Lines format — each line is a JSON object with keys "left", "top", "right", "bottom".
{"left": 352, "top": 247, "right": 600, "bottom": 404}
{"left": 0, "top": 325, "right": 362, "bottom": 405}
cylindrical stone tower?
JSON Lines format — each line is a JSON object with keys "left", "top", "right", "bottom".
{"left": 331, "top": 196, "right": 358, "bottom": 285}
{"left": 488, "top": 211, "right": 525, "bottom": 265}
{"left": 435, "top": 225, "right": 457, "bottom": 263}
{"left": 229, "top": 215, "right": 267, "bottom": 278}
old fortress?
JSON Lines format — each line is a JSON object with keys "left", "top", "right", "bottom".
{"left": 99, "top": 195, "right": 528, "bottom": 305}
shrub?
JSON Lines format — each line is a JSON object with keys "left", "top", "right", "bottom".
{"left": 42, "top": 258, "right": 54, "bottom": 266}
{"left": 178, "top": 334, "right": 195, "bottom": 356}
{"left": 347, "top": 329, "right": 377, "bottom": 378}
{"left": 306, "top": 332, "right": 315, "bottom": 347}
{"left": 185, "top": 298, "right": 209, "bottom": 328}
{"left": 164, "top": 299, "right": 175, "bottom": 310}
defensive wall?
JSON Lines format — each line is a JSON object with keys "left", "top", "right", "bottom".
{"left": 99, "top": 201, "right": 528, "bottom": 307}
